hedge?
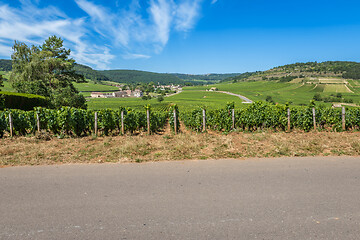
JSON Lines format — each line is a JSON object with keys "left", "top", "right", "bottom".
{"left": 0, "top": 91, "right": 50, "bottom": 111}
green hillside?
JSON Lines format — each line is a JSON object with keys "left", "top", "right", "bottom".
{"left": 0, "top": 59, "right": 185, "bottom": 85}
{"left": 220, "top": 72, "right": 258, "bottom": 82}
{"left": 100, "top": 69, "right": 184, "bottom": 85}
{"left": 226, "top": 61, "right": 360, "bottom": 82}
{"left": 73, "top": 63, "right": 110, "bottom": 82}
{"left": 0, "top": 59, "right": 11, "bottom": 71}
{"left": 188, "top": 79, "right": 360, "bottom": 106}
{"left": 172, "top": 73, "right": 242, "bottom": 84}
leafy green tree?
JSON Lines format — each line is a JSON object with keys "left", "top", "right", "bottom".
{"left": 157, "top": 95, "right": 164, "bottom": 102}
{"left": 10, "top": 35, "right": 87, "bottom": 109}
{"left": 313, "top": 93, "right": 322, "bottom": 101}
{"left": 265, "top": 95, "right": 275, "bottom": 104}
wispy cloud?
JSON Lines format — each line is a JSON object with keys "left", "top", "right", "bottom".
{"left": 122, "top": 53, "right": 151, "bottom": 60}
{"left": 75, "top": 0, "right": 204, "bottom": 56}
{"left": 211, "top": 0, "right": 218, "bottom": 4}
{"left": 0, "top": 1, "right": 114, "bottom": 69}
{"left": 0, "top": 0, "right": 205, "bottom": 69}
{"left": 175, "top": 0, "right": 202, "bottom": 32}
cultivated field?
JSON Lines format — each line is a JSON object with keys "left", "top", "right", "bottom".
{"left": 73, "top": 82, "right": 120, "bottom": 92}
{"left": 2, "top": 74, "right": 360, "bottom": 109}
{"left": 323, "top": 84, "right": 351, "bottom": 93}
{"left": 318, "top": 78, "right": 348, "bottom": 84}
{"left": 87, "top": 91, "right": 246, "bottom": 111}
{"left": 188, "top": 80, "right": 360, "bottom": 106}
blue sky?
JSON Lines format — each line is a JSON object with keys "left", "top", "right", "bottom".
{"left": 1, "top": 0, "right": 360, "bottom": 74}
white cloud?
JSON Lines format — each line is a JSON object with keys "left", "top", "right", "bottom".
{"left": 75, "top": 0, "right": 204, "bottom": 57}
{"left": 211, "top": 0, "right": 218, "bottom": 4}
{"left": 175, "top": 0, "right": 202, "bottom": 32}
{"left": 0, "top": 1, "right": 114, "bottom": 69}
{"left": 0, "top": 0, "right": 204, "bottom": 68}
{"left": 149, "top": 0, "right": 172, "bottom": 45}
{"left": 0, "top": 43, "right": 12, "bottom": 56}
{"left": 123, "top": 53, "right": 151, "bottom": 60}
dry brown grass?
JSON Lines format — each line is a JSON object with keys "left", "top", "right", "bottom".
{"left": 0, "top": 131, "right": 359, "bottom": 167}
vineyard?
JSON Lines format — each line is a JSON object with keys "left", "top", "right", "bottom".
{"left": 0, "top": 101, "right": 360, "bottom": 137}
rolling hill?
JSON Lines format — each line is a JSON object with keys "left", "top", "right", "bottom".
{"left": 73, "top": 63, "right": 110, "bottom": 82}
{"left": 0, "top": 59, "right": 185, "bottom": 85}
{"left": 0, "top": 59, "right": 12, "bottom": 71}
{"left": 100, "top": 69, "right": 184, "bottom": 85}
{"left": 225, "top": 61, "right": 360, "bottom": 82}
{"left": 171, "top": 73, "right": 242, "bottom": 84}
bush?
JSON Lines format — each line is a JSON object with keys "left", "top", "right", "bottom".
{"left": 0, "top": 91, "right": 50, "bottom": 110}
{"left": 313, "top": 93, "right": 322, "bottom": 101}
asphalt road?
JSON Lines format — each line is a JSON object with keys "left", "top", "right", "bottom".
{"left": 1, "top": 157, "right": 360, "bottom": 239}
{"left": 218, "top": 91, "right": 253, "bottom": 103}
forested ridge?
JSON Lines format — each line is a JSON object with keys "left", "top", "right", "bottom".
{"left": 3, "top": 59, "right": 360, "bottom": 85}
{"left": 224, "top": 61, "right": 360, "bottom": 82}
{"left": 100, "top": 69, "right": 184, "bottom": 85}
{"left": 172, "top": 73, "right": 241, "bottom": 83}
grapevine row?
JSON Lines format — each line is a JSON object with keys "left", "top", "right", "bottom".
{"left": 0, "top": 107, "right": 167, "bottom": 137}
{"left": 0, "top": 102, "right": 359, "bottom": 137}
{"left": 181, "top": 101, "right": 360, "bottom": 132}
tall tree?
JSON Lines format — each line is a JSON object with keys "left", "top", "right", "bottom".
{"left": 10, "top": 36, "right": 87, "bottom": 109}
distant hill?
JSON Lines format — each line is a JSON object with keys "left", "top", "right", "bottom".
{"left": 226, "top": 61, "right": 360, "bottom": 82}
{"left": 4, "top": 59, "right": 360, "bottom": 85}
{"left": 73, "top": 63, "right": 110, "bottom": 82}
{"left": 100, "top": 70, "right": 184, "bottom": 85}
{"left": 172, "top": 73, "right": 242, "bottom": 84}
{"left": 221, "top": 72, "right": 258, "bottom": 82}
{"left": 0, "top": 59, "right": 12, "bottom": 71}
{"left": 0, "top": 60, "right": 184, "bottom": 85}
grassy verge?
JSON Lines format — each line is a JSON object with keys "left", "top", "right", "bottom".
{"left": 1, "top": 131, "right": 359, "bottom": 167}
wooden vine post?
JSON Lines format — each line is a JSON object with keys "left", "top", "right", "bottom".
{"left": 202, "top": 109, "right": 206, "bottom": 132}
{"left": 287, "top": 108, "right": 291, "bottom": 132}
{"left": 121, "top": 110, "right": 124, "bottom": 135}
{"left": 342, "top": 106, "right": 346, "bottom": 131}
{"left": 312, "top": 108, "right": 316, "bottom": 131}
{"left": 147, "top": 108, "right": 150, "bottom": 135}
{"left": 173, "top": 109, "right": 177, "bottom": 134}
{"left": 9, "top": 113, "right": 13, "bottom": 137}
{"left": 36, "top": 113, "right": 40, "bottom": 132}
{"left": 232, "top": 109, "right": 235, "bottom": 130}
{"left": 94, "top": 112, "right": 98, "bottom": 136}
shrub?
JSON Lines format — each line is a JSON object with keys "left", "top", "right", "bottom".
{"left": 0, "top": 91, "right": 50, "bottom": 110}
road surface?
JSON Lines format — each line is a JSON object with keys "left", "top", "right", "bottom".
{"left": 218, "top": 91, "right": 253, "bottom": 103}
{"left": 1, "top": 156, "right": 360, "bottom": 239}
